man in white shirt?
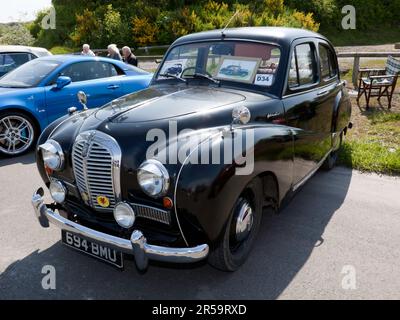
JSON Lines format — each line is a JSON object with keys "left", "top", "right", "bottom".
{"left": 81, "top": 44, "right": 95, "bottom": 57}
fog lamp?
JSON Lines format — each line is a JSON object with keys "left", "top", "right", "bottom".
{"left": 113, "top": 202, "right": 135, "bottom": 228}
{"left": 49, "top": 180, "right": 67, "bottom": 203}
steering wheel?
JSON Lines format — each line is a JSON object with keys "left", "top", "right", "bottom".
{"left": 181, "top": 67, "right": 212, "bottom": 78}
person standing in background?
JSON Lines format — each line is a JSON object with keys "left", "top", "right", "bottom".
{"left": 81, "top": 44, "right": 95, "bottom": 56}
{"left": 122, "top": 46, "right": 138, "bottom": 67}
{"left": 107, "top": 44, "right": 122, "bottom": 61}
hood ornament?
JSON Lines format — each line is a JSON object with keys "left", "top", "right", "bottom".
{"left": 81, "top": 131, "right": 96, "bottom": 158}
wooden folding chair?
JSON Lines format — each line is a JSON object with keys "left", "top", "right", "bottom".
{"left": 357, "top": 56, "right": 400, "bottom": 109}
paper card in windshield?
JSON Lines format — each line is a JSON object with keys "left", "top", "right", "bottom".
{"left": 215, "top": 56, "right": 261, "bottom": 84}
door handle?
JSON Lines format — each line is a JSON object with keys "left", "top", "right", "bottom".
{"left": 317, "top": 90, "right": 329, "bottom": 96}
{"left": 107, "top": 84, "right": 120, "bottom": 90}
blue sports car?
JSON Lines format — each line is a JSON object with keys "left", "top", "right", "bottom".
{"left": 0, "top": 55, "right": 153, "bottom": 156}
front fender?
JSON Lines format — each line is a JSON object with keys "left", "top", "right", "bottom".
{"left": 175, "top": 125, "right": 294, "bottom": 245}
{"left": 0, "top": 88, "right": 47, "bottom": 130}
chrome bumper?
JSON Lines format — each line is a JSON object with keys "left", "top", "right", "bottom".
{"left": 31, "top": 188, "right": 209, "bottom": 271}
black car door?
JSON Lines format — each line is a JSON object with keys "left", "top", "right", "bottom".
{"left": 282, "top": 39, "right": 336, "bottom": 186}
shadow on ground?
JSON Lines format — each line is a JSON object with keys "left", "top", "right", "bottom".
{"left": 0, "top": 168, "right": 352, "bottom": 299}
{"left": 0, "top": 152, "right": 35, "bottom": 167}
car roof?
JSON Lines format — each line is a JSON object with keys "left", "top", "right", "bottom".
{"left": 0, "top": 45, "right": 51, "bottom": 56}
{"left": 172, "top": 27, "right": 328, "bottom": 47}
{"left": 34, "top": 54, "right": 125, "bottom": 64}
{"left": 32, "top": 55, "right": 150, "bottom": 75}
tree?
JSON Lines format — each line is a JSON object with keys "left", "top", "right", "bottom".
{"left": 0, "top": 24, "right": 34, "bottom": 46}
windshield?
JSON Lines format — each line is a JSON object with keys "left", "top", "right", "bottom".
{"left": 156, "top": 41, "right": 281, "bottom": 91}
{"left": 0, "top": 59, "right": 61, "bottom": 88}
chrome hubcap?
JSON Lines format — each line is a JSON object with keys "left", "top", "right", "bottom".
{"left": 235, "top": 201, "right": 253, "bottom": 242}
{"left": 0, "top": 116, "right": 34, "bottom": 155}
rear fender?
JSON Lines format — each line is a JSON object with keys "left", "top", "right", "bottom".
{"left": 332, "top": 84, "right": 352, "bottom": 133}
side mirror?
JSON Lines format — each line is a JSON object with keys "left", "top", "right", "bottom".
{"left": 55, "top": 76, "right": 71, "bottom": 89}
{"left": 77, "top": 91, "right": 88, "bottom": 110}
{"left": 229, "top": 106, "right": 251, "bottom": 133}
{"left": 232, "top": 106, "right": 251, "bottom": 125}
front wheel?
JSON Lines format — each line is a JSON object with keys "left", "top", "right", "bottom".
{"left": 0, "top": 111, "right": 38, "bottom": 157}
{"left": 208, "top": 179, "right": 263, "bottom": 271}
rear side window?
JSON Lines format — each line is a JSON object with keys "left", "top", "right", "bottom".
{"left": 288, "top": 43, "right": 317, "bottom": 88}
{"left": 319, "top": 44, "right": 338, "bottom": 80}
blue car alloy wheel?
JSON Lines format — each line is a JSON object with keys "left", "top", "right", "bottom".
{"left": 0, "top": 111, "right": 37, "bottom": 157}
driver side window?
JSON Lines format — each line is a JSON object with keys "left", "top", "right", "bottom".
{"left": 59, "top": 61, "right": 120, "bottom": 83}
{"left": 60, "top": 62, "right": 93, "bottom": 82}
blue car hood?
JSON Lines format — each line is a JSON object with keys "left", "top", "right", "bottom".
{"left": 0, "top": 87, "right": 28, "bottom": 95}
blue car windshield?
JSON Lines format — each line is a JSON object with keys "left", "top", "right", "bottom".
{"left": 0, "top": 59, "right": 61, "bottom": 88}
{"left": 156, "top": 41, "right": 281, "bottom": 91}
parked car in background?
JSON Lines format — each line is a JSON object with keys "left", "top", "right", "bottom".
{"left": 0, "top": 45, "right": 51, "bottom": 77}
{"left": 0, "top": 55, "right": 152, "bottom": 156}
{"left": 32, "top": 27, "right": 352, "bottom": 272}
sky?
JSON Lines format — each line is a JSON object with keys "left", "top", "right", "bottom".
{"left": 0, "top": 0, "right": 52, "bottom": 23}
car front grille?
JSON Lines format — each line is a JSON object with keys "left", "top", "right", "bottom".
{"left": 72, "top": 131, "right": 122, "bottom": 212}
{"left": 71, "top": 130, "right": 171, "bottom": 225}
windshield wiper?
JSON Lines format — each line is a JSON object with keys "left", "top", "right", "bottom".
{"left": 159, "top": 73, "right": 187, "bottom": 83}
{"left": 193, "top": 73, "right": 220, "bottom": 86}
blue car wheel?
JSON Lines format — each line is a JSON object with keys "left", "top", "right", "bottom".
{"left": 0, "top": 111, "right": 38, "bottom": 157}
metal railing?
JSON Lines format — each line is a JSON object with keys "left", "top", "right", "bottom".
{"left": 336, "top": 52, "right": 400, "bottom": 88}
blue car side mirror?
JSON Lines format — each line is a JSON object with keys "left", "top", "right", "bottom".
{"left": 55, "top": 76, "right": 72, "bottom": 89}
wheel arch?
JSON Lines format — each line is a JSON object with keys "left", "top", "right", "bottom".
{"left": 258, "top": 171, "right": 280, "bottom": 210}
{"left": 0, "top": 106, "right": 42, "bottom": 133}
{"left": 332, "top": 86, "right": 352, "bottom": 133}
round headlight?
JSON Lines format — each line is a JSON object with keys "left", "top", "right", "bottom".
{"left": 137, "top": 159, "right": 170, "bottom": 198}
{"left": 49, "top": 180, "right": 67, "bottom": 203}
{"left": 113, "top": 202, "right": 135, "bottom": 228}
{"left": 40, "top": 140, "right": 64, "bottom": 171}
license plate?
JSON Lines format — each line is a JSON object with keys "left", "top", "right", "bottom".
{"left": 62, "top": 230, "right": 124, "bottom": 269}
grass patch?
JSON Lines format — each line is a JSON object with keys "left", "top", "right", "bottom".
{"left": 341, "top": 69, "right": 353, "bottom": 83}
{"left": 339, "top": 140, "right": 400, "bottom": 175}
{"left": 338, "top": 108, "right": 400, "bottom": 175}
{"left": 50, "top": 46, "right": 77, "bottom": 55}
{"left": 368, "top": 112, "right": 400, "bottom": 124}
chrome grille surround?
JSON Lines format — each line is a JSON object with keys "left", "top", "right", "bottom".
{"left": 131, "top": 203, "right": 171, "bottom": 225}
{"left": 72, "top": 130, "right": 122, "bottom": 212}
{"left": 72, "top": 130, "right": 171, "bottom": 225}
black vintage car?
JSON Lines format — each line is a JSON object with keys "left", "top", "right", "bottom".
{"left": 32, "top": 27, "right": 352, "bottom": 272}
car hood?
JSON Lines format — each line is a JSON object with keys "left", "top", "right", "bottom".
{"left": 94, "top": 85, "right": 246, "bottom": 123}
{"left": 46, "top": 84, "right": 281, "bottom": 199}
{"left": 49, "top": 84, "right": 277, "bottom": 150}
{"left": 0, "top": 86, "right": 26, "bottom": 94}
